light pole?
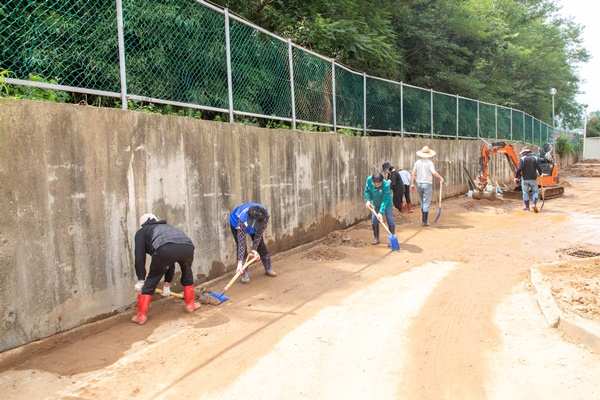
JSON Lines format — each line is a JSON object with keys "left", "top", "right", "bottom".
{"left": 550, "top": 88, "right": 557, "bottom": 139}
{"left": 583, "top": 105, "right": 588, "bottom": 159}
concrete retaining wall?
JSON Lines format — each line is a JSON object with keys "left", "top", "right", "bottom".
{"left": 0, "top": 99, "right": 562, "bottom": 352}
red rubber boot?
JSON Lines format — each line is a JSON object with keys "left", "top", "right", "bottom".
{"left": 183, "top": 285, "right": 201, "bottom": 312}
{"left": 131, "top": 294, "right": 152, "bottom": 325}
{"left": 407, "top": 203, "right": 414, "bottom": 213}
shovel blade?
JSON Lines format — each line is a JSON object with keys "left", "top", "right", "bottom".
{"left": 388, "top": 234, "right": 400, "bottom": 251}
{"left": 434, "top": 207, "right": 442, "bottom": 223}
{"left": 209, "top": 292, "right": 229, "bottom": 303}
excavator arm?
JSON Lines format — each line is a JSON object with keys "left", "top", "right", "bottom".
{"left": 475, "top": 141, "right": 519, "bottom": 191}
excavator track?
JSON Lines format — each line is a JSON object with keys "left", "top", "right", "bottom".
{"left": 540, "top": 185, "right": 564, "bottom": 200}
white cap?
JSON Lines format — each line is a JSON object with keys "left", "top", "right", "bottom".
{"left": 139, "top": 213, "right": 157, "bottom": 227}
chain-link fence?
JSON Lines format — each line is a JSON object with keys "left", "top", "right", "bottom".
{"left": 2, "top": 0, "right": 559, "bottom": 143}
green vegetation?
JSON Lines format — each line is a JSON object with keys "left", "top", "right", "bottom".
{"left": 1, "top": 0, "right": 591, "bottom": 129}
{"left": 214, "top": 0, "right": 589, "bottom": 128}
{"left": 554, "top": 134, "right": 576, "bottom": 157}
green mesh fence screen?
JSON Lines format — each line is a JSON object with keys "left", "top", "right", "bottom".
{"left": 1, "top": 0, "right": 120, "bottom": 92}
{"left": 335, "top": 67, "right": 363, "bottom": 129}
{"left": 512, "top": 110, "right": 524, "bottom": 142}
{"left": 533, "top": 119, "right": 542, "bottom": 147}
{"left": 458, "top": 98, "right": 478, "bottom": 138}
{"left": 479, "top": 103, "right": 496, "bottom": 139}
{"left": 403, "top": 86, "right": 430, "bottom": 134}
{"left": 432, "top": 92, "right": 456, "bottom": 137}
{"left": 542, "top": 125, "right": 550, "bottom": 144}
{"left": 123, "top": 0, "right": 228, "bottom": 108}
{"left": 524, "top": 115, "right": 533, "bottom": 144}
{"left": 292, "top": 48, "right": 333, "bottom": 126}
{"left": 2, "top": 0, "right": 553, "bottom": 140}
{"left": 497, "top": 107, "right": 511, "bottom": 140}
{"left": 230, "top": 20, "right": 291, "bottom": 118}
{"left": 366, "top": 77, "right": 401, "bottom": 132}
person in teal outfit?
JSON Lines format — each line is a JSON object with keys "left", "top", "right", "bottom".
{"left": 364, "top": 173, "right": 396, "bottom": 245}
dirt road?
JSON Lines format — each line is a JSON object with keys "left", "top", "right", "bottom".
{"left": 1, "top": 163, "right": 600, "bottom": 399}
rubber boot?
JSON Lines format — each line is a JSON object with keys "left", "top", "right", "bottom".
{"left": 183, "top": 285, "right": 201, "bottom": 312}
{"left": 422, "top": 211, "right": 430, "bottom": 227}
{"left": 131, "top": 294, "right": 152, "bottom": 325}
{"left": 407, "top": 203, "right": 414, "bottom": 213}
{"left": 372, "top": 224, "right": 380, "bottom": 245}
{"left": 262, "top": 253, "right": 277, "bottom": 277}
{"left": 399, "top": 203, "right": 404, "bottom": 213}
{"left": 523, "top": 200, "right": 530, "bottom": 211}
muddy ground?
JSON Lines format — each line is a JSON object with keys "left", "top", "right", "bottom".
{"left": 1, "top": 161, "right": 600, "bottom": 399}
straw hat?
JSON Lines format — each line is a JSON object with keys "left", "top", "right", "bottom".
{"left": 520, "top": 147, "right": 531, "bottom": 154}
{"left": 416, "top": 146, "right": 436, "bottom": 158}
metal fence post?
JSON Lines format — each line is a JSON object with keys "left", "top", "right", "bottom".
{"left": 332, "top": 61, "right": 337, "bottom": 132}
{"left": 400, "top": 83, "right": 404, "bottom": 137}
{"left": 288, "top": 39, "right": 296, "bottom": 130}
{"left": 477, "top": 99, "right": 480, "bottom": 138}
{"left": 456, "top": 94, "right": 459, "bottom": 139}
{"left": 225, "top": 10, "right": 234, "bottom": 123}
{"left": 495, "top": 105, "right": 498, "bottom": 139}
{"left": 430, "top": 89, "right": 434, "bottom": 138}
{"left": 363, "top": 72, "right": 367, "bottom": 137}
{"left": 116, "top": 0, "right": 128, "bottom": 110}
{"left": 510, "top": 108, "right": 513, "bottom": 141}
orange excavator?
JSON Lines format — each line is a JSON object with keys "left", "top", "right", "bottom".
{"left": 464, "top": 140, "right": 564, "bottom": 200}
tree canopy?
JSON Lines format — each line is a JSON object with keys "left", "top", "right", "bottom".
{"left": 213, "top": 0, "right": 589, "bottom": 128}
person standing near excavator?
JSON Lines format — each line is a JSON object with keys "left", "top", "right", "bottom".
{"left": 514, "top": 147, "right": 542, "bottom": 213}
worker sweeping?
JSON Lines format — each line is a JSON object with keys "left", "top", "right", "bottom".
{"left": 229, "top": 203, "right": 277, "bottom": 284}
{"left": 365, "top": 173, "right": 396, "bottom": 245}
{"left": 132, "top": 213, "right": 201, "bottom": 325}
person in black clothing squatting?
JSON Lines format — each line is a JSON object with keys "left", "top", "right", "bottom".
{"left": 514, "top": 147, "right": 543, "bottom": 213}
{"left": 382, "top": 162, "right": 405, "bottom": 214}
{"left": 132, "top": 213, "right": 201, "bottom": 325}
{"left": 229, "top": 203, "right": 277, "bottom": 284}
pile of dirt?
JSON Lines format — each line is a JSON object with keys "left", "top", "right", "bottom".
{"left": 461, "top": 198, "right": 516, "bottom": 214}
{"left": 301, "top": 244, "right": 348, "bottom": 261}
{"left": 321, "top": 231, "right": 367, "bottom": 248}
{"left": 541, "top": 257, "right": 600, "bottom": 324}
{"left": 561, "top": 163, "right": 600, "bottom": 177}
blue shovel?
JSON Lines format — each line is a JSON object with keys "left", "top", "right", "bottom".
{"left": 435, "top": 183, "right": 442, "bottom": 223}
{"left": 367, "top": 203, "right": 400, "bottom": 251}
{"left": 206, "top": 253, "right": 259, "bottom": 304}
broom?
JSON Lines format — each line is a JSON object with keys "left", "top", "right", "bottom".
{"left": 204, "top": 253, "right": 260, "bottom": 304}
{"left": 367, "top": 203, "right": 400, "bottom": 251}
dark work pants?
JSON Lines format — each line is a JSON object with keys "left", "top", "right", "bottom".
{"left": 402, "top": 184, "right": 411, "bottom": 204}
{"left": 142, "top": 243, "right": 194, "bottom": 295}
{"left": 230, "top": 225, "right": 269, "bottom": 261}
{"left": 392, "top": 188, "right": 403, "bottom": 212}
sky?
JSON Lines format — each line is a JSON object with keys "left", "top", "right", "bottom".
{"left": 556, "top": 0, "right": 600, "bottom": 113}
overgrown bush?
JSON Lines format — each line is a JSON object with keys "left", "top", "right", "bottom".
{"left": 554, "top": 134, "right": 576, "bottom": 157}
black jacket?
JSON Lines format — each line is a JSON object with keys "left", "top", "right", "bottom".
{"left": 134, "top": 220, "right": 194, "bottom": 280}
{"left": 516, "top": 153, "right": 542, "bottom": 181}
{"left": 386, "top": 169, "right": 404, "bottom": 196}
